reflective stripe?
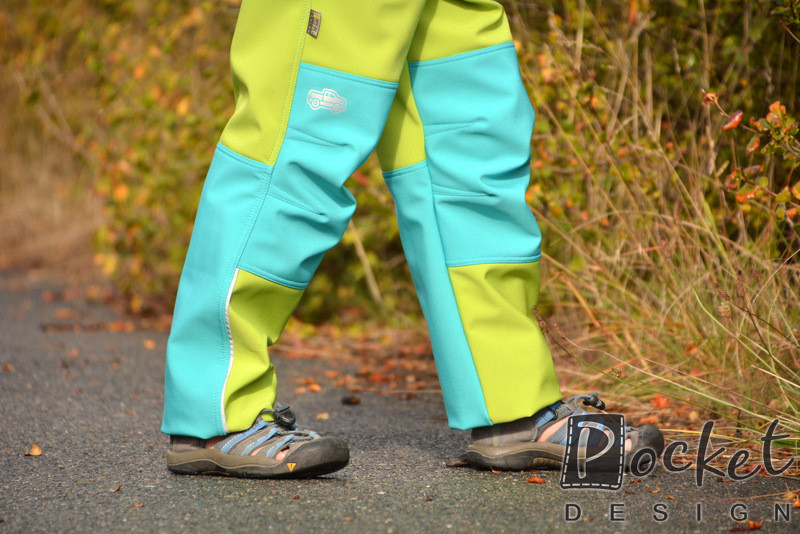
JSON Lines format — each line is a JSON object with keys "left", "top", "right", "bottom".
{"left": 220, "top": 268, "right": 240, "bottom": 434}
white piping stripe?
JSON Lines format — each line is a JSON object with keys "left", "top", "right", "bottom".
{"left": 220, "top": 268, "right": 240, "bottom": 434}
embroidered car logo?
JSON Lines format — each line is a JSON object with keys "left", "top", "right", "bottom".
{"left": 307, "top": 88, "right": 347, "bottom": 114}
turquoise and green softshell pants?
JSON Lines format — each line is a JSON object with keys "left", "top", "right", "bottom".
{"left": 161, "top": 0, "right": 563, "bottom": 438}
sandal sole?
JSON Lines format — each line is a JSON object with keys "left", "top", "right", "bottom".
{"left": 467, "top": 428, "right": 666, "bottom": 472}
{"left": 465, "top": 442, "right": 565, "bottom": 471}
{"left": 167, "top": 437, "right": 349, "bottom": 479}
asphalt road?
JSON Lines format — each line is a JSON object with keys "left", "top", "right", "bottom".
{"left": 1, "top": 274, "right": 798, "bottom": 533}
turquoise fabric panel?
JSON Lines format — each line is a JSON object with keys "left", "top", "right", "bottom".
{"left": 239, "top": 63, "right": 398, "bottom": 287}
{"left": 408, "top": 42, "right": 541, "bottom": 267}
{"left": 162, "top": 144, "right": 273, "bottom": 438}
{"left": 384, "top": 161, "right": 492, "bottom": 430}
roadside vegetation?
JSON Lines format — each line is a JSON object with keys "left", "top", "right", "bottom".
{"left": 2, "top": 0, "right": 798, "bottom": 441}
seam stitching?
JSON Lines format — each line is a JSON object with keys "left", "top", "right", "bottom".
{"left": 431, "top": 183, "right": 491, "bottom": 198}
{"left": 238, "top": 263, "right": 308, "bottom": 290}
{"left": 216, "top": 143, "right": 272, "bottom": 170}
{"left": 301, "top": 62, "right": 399, "bottom": 89}
{"left": 268, "top": 185, "right": 322, "bottom": 215}
{"left": 286, "top": 127, "right": 342, "bottom": 149}
{"left": 267, "top": 0, "right": 312, "bottom": 165}
{"left": 423, "top": 122, "right": 475, "bottom": 136}
{"left": 382, "top": 160, "right": 428, "bottom": 180}
{"left": 446, "top": 255, "right": 542, "bottom": 267}
{"left": 408, "top": 42, "right": 514, "bottom": 69}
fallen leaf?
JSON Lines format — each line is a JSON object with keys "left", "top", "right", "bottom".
{"left": 308, "top": 383, "right": 322, "bottom": 393}
{"left": 53, "top": 308, "right": 77, "bottom": 320}
{"left": 315, "top": 412, "right": 330, "bottom": 420}
{"left": 142, "top": 339, "right": 157, "bottom": 350}
{"left": 646, "top": 486, "right": 661, "bottom": 493}
{"left": 747, "top": 520, "right": 762, "bottom": 530}
{"left": 526, "top": 476, "right": 546, "bottom": 484}
{"left": 2, "top": 363, "right": 13, "bottom": 372}
{"left": 291, "top": 495, "right": 300, "bottom": 500}
{"left": 343, "top": 516, "right": 354, "bottom": 520}
{"left": 25, "top": 444, "right": 42, "bottom": 456}
{"left": 293, "top": 386, "right": 308, "bottom": 394}
{"left": 445, "top": 457, "right": 470, "bottom": 468}
{"left": 110, "top": 486, "right": 121, "bottom": 492}
{"left": 367, "top": 371, "right": 389, "bottom": 384}
{"left": 424, "top": 494, "right": 434, "bottom": 501}
{"left": 629, "top": 479, "right": 642, "bottom": 484}
{"left": 651, "top": 393, "right": 670, "bottom": 409}
{"left": 639, "top": 415, "right": 659, "bottom": 425}
{"left": 341, "top": 396, "right": 360, "bottom": 405}
{"left": 133, "top": 503, "right": 145, "bottom": 508}
{"left": 624, "top": 490, "right": 637, "bottom": 494}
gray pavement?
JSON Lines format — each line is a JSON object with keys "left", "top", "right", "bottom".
{"left": 1, "top": 274, "right": 798, "bottom": 533}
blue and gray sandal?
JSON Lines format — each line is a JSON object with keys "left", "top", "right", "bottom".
{"left": 465, "top": 393, "right": 664, "bottom": 472}
{"left": 167, "top": 404, "right": 349, "bottom": 478}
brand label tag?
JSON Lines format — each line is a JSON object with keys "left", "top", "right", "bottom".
{"left": 307, "top": 10, "right": 321, "bottom": 37}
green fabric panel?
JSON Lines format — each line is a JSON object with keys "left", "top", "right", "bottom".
{"left": 223, "top": 269, "right": 304, "bottom": 432}
{"left": 407, "top": 0, "right": 512, "bottom": 62}
{"left": 302, "top": 0, "right": 426, "bottom": 81}
{"left": 448, "top": 261, "right": 562, "bottom": 424}
{"left": 376, "top": 64, "right": 427, "bottom": 172}
{"left": 219, "top": 0, "right": 311, "bottom": 165}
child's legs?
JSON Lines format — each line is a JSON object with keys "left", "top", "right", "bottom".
{"left": 377, "top": 0, "right": 562, "bottom": 430}
{"left": 162, "top": 0, "right": 427, "bottom": 438}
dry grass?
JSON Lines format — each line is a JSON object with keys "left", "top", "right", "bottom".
{"left": 508, "top": 1, "right": 800, "bottom": 439}
{"left": 0, "top": 78, "right": 100, "bottom": 283}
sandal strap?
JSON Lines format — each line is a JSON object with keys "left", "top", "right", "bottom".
{"left": 534, "top": 393, "right": 608, "bottom": 445}
{"left": 212, "top": 404, "right": 318, "bottom": 458}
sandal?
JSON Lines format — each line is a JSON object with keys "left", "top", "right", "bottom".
{"left": 465, "top": 393, "right": 664, "bottom": 472}
{"left": 166, "top": 404, "right": 349, "bottom": 478}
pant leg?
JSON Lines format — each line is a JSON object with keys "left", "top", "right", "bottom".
{"left": 376, "top": 0, "right": 562, "bottom": 430}
{"left": 162, "top": 0, "right": 427, "bottom": 438}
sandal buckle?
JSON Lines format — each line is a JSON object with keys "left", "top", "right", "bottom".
{"left": 581, "top": 393, "right": 606, "bottom": 411}
{"left": 270, "top": 403, "right": 297, "bottom": 428}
